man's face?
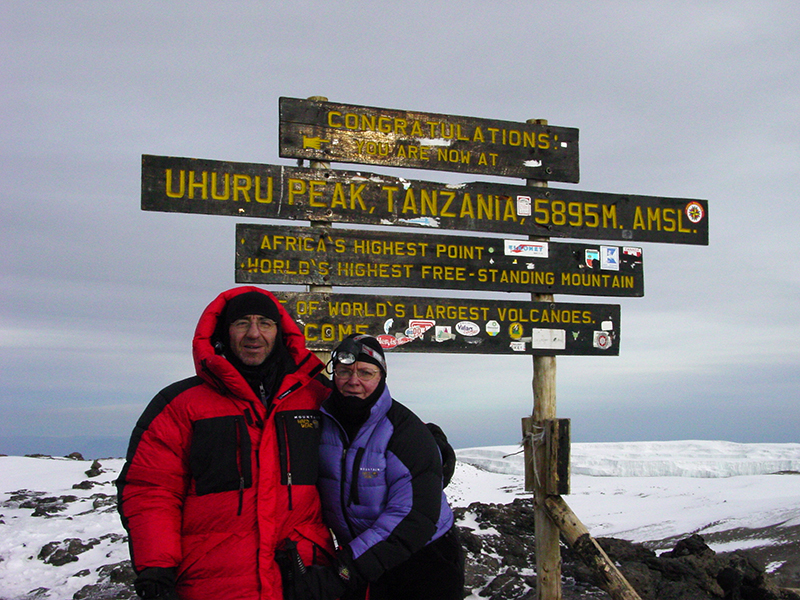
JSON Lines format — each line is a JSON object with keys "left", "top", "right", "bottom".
{"left": 228, "top": 314, "right": 278, "bottom": 366}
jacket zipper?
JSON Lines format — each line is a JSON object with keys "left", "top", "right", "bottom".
{"left": 235, "top": 416, "right": 245, "bottom": 516}
{"left": 349, "top": 447, "right": 365, "bottom": 506}
{"left": 340, "top": 447, "right": 358, "bottom": 540}
{"left": 276, "top": 413, "right": 293, "bottom": 511}
{"left": 273, "top": 381, "right": 304, "bottom": 511}
{"left": 285, "top": 414, "right": 293, "bottom": 511}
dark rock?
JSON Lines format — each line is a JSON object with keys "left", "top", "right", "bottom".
{"left": 38, "top": 537, "right": 101, "bottom": 566}
{"left": 91, "top": 493, "right": 116, "bottom": 511}
{"left": 85, "top": 460, "right": 103, "bottom": 478}
{"left": 25, "top": 493, "right": 78, "bottom": 517}
{"left": 66, "top": 452, "right": 85, "bottom": 461}
{"left": 480, "top": 568, "right": 530, "bottom": 599}
{"left": 454, "top": 499, "right": 800, "bottom": 600}
{"left": 72, "top": 560, "right": 137, "bottom": 600}
{"left": 73, "top": 480, "right": 97, "bottom": 490}
{"left": 664, "top": 533, "right": 716, "bottom": 559}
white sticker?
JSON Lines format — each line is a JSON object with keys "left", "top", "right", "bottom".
{"left": 600, "top": 246, "right": 620, "bottom": 271}
{"left": 623, "top": 246, "right": 642, "bottom": 257}
{"left": 532, "top": 328, "right": 566, "bottom": 350}
{"left": 407, "top": 319, "right": 435, "bottom": 339}
{"left": 685, "top": 201, "right": 705, "bottom": 223}
{"left": 434, "top": 326, "right": 455, "bottom": 342}
{"left": 510, "top": 341, "right": 527, "bottom": 352}
{"left": 504, "top": 240, "right": 548, "bottom": 258}
{"left": 594, "top": 331, "right": 612, "bottom": 350}
{"left": 455, "top": 321, "right": 480, "bottom": 337}
{"left": 516, "top": 195, "right": 532, "bottom": 217}
{"left": 485, "top": 320, "right": 501, "bottom": 336}
{"left": 601, "top": 320, "right": 613, "bottom": 331}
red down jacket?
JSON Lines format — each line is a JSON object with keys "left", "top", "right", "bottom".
{"left": 117, "top": 287, "right": 334, "bottom": 599}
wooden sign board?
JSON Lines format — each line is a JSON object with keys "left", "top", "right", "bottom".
{"left": 278, "top": 97, "right": 580, "bottom": 183}
{"left": 236, "top": 224, "right": 645, "bottom": 297}
{"left": 142, "top": 155, "right": 709, "bottom": 245}
{"left": 272, "top": 292, "right": 620, "bottom": 356}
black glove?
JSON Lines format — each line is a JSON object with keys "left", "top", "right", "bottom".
{"left": 427, "top": 422, "right": 456, "bottom": 487}
{"left": 301, "top": 548, "right": 362, "bottom": 600}
{"left": 301, "top": 565, "right": 348, "bottom": 600}
{"left": 134, "top": 567, "right": 178, "bottom": 600}
{"left": 275, "top": 538, "right": 308, "bottom": 600}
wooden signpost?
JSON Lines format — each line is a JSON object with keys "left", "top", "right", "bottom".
{"left": 236, "top": 224, "right": 644, "bottom": 297}
{"left": 142, "top": 96, "right": 707, "bottom": 600}
{"left": 270, "top": 291, "right": 620, "bottom": 356}
{"left": 279, "top": 97, "right": 581, "bottom": 182}
{"left": 142, "top": 154, "right": 708, "bottom": 245}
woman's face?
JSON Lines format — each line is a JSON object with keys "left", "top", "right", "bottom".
{"left": 333, "top": 360, "right": 382, "bottom": 399}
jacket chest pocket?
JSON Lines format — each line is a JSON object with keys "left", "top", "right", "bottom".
{"left": 349, "top": 450, "right": 386, "bottom": 507}
{"left": 190, "top": 415, "right": 252, "bottom": 496}
{"left": 275, "top": 410, "right": 322, "bottom": 486}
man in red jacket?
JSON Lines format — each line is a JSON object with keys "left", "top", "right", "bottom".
{"left": 117, "top": 287, "right": 334, "bottom": 600}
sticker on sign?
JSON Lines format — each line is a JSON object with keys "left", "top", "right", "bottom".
{"left": 504, "top": 240, "right": 548, "bottom": 258}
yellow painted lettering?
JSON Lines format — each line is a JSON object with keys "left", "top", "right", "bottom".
{"left": 328, "top": 111, "right": 343, "bottom": 128}
{"left": 459, "top": 193, "right": 475, "bottom": 218}
{"left": 350, "top": 183, "right": 367, "bottom": 210}
{"left": 188, "top": 171, "right": 207, "bottom": 200}
{"left": 331, "top": 183, "right": 347, "bottom": 209}
{"left": 421, "top": 189, "right": 437, "bottom": 215}
{"left": 440, "top": 191, "right": 456, "bottom": 217}
{"left": 233, "top": 174, "right": 251, "bottom": 202}
{"left": 255, "top": 176, "right": 272, "bottom": 204}
{"left": 502, "top": 196, "right": 517, "bottom": 221}
{"left": 287, "top": 178, "right": 306, "bottom": 205}
{"left": 211, "top": 172, "right": 229, "bottom": 200}
{"left": 165, "top": 169, "right": 185, "bottom": 198}
{"left": 402, "top": 188, "right": 418, "bottom": 214}
{"left": 308, "top": 181, "right": 325, "bottom": 208}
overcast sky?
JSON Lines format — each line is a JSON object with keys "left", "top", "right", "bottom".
{"left": 2, "top": 1, "right": 799, "bottom": 457}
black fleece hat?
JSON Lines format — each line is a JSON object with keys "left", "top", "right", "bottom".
{"left": 223, "top": 291, "right": 281, "bottom": 327}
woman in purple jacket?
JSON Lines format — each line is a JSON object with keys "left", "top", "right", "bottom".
{"left": 302, "top": 334, "right": 463, "bottom": 600}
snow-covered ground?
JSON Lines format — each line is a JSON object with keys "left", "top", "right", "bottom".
{"left": 453, "top": 441, "right": 800, "bottom": 552}
{"left": 1, "top": 441, "right": 799, "bottom": 598}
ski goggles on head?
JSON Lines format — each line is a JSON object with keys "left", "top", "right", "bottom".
{"left": 331, "top": 335, "right": 387, "bottom": 373}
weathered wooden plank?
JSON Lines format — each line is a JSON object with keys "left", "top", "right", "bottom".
{"left": 545, "top": 496, "right": 644, "bottom": 600}
{"left": 272, "top": 292, "right": 620, "bottom": 356}
{"left": 278, "top": 97, "right": 580, "bottom": 182}
{"left": 142, "top": 155, "right": 709, "bottom": 245}
{"left": 236, "top": 224, "right": 645, "bottom": 297}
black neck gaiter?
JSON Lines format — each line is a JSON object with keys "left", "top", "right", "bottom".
{"left": 329, "top": 379, "right": 386, "bottom": 444}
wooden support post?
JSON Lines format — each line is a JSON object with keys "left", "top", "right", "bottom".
{"left": 522, "top": 418, "right": 570, "bottom": 496}
{"left": 526, "top": 118, "right": 561, "bottom": 600}
{"left": 307, "top": 96, "right": 332, "bottom": 367}
{"left": 545, "top": 496, "right": 643, "bottom": 600}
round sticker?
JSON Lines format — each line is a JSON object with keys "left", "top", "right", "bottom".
{"left": 593, "top": 331, "right": 612, "bottom": 350}
{"left": 685, "top": 201, "right": 704, "bottom": 224}
{"left": 455, "top": 321, "right": 480, "bottom": 336}
{"left": 508, "top": 322, "right": 524, "bottom": 340}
